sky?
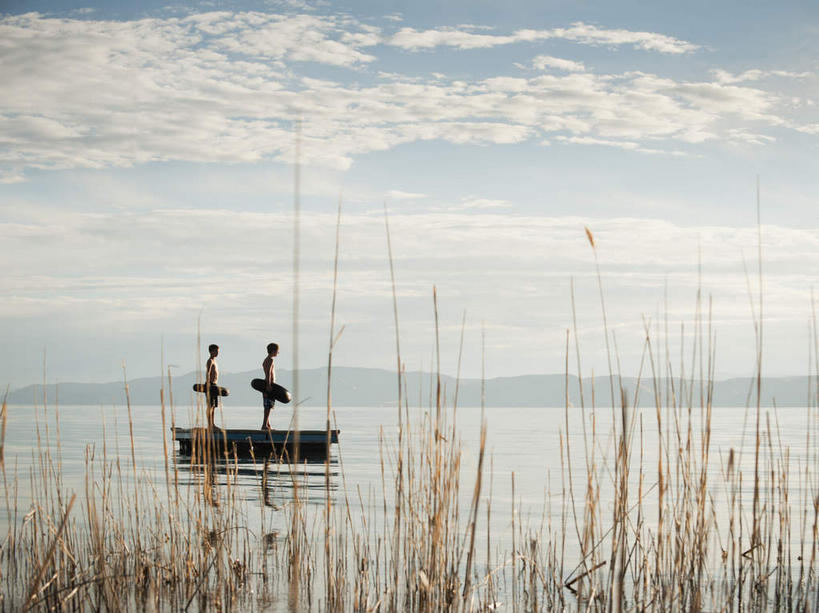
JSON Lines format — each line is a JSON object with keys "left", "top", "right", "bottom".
{"left": 1, "top": 0, "right": 818, "bottom": 389}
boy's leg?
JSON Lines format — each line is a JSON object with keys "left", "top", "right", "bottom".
{"left": 207, "top": 387, "right": 219, "bottom": 428}
{"left": 262, "top": 396, "right": 273, "bottom": 429}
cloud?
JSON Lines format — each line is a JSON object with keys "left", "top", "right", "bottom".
{"left": 532, "top": 55, "right": 585, "bottom": 72}
{"left": 390, "top": 27, "right": 519, "bottom": 50}
{"left": 711, "top": 68, "right": 811, "bottom": 84}
{"left": 448, "top": 197, "right": 513, "bottom": 210}
{"left": 0, "top": 12, "right": 814, "bottom": 180}
{"left": 388, "top": 21, "right": 699, "bottom": 54}
{"left": 550, "top": 22, "right": 699, "bottom": 54}
{"left": 555, "top": 135, "right": 685, "bottom": 156}
{"left": 2, "top": 204, "right": 816, "bottom": 375}
{"left": 387, "top": 190, "right": 427, "bottom": 200}
{"left": 201, "top": 13, "right": 380, "bottom": 65}
{"left": 0, "top": 169, "right": 26, "bottom": 184}
{"left": 723, "top": 128, "right": 776, "bottom": 145}
{"left": 2, "top": 196, "right": 817, "bottom": 379}
{"left": 4, "top": 204, "right": 815, "bottom": 298}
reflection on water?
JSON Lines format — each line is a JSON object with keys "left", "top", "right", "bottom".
{"left": 174, "top": 451, "right": 340, "bottom": 510}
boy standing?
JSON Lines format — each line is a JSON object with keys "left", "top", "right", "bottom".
{"left": 261, "top": 343, "right": 278, "bottom": 430}
{"left": 205, "top": 344, "right": 220, "bottom": 428}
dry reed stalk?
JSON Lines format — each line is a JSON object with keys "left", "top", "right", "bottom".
{"left": 461, "top": 420, "right": 486, "bottom": 604}
{"left": 383, "top": 200, "right": 406, "bottom": 612}
{"left": 23, "top": 493, "right": 75, "bottom": 611}
{"left": 324, "top": 192, "right": 343, "bottom": 610}
{"left": 289, "top": 118, "right": 303, "bottom": 609}
{"left": 0, "top": 394, "right": 6, "bottom": 471}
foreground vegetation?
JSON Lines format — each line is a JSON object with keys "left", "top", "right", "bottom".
{"left": 1, "top": 315, "right": 818, "bottom": 612}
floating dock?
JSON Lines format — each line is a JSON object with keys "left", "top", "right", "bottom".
{"left": 173, "top": 427, "right": 339, "bottom": 461}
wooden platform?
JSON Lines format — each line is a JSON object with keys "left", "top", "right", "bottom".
{"left": 173, "top": 427, "right": 339, "bottom": 461}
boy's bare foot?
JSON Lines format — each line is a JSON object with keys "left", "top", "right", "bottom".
{"left": 261, "top": 423, "right": 271, "bottom": 430}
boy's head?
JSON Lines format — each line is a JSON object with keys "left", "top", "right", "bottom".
{"left": 208, "top": 344, "right": 219, "bottom": 357}
{"left": 267, "top": 342, "right": 279, "bottom": 356}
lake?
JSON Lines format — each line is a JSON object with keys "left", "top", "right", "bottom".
{"left": 4, "top": 400, "right": 816, "bottom": 539}
{"left": 3, "top": 398, "right": 818, "bottom": 610}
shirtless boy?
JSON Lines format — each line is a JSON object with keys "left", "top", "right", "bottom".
{"left": 205, "top": 344, "right": 220, "bottom": 428}
{"left": 261, "top": 343, "right": 279, "bottom": 430}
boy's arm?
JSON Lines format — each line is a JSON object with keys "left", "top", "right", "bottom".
{"left": 206, "top": 358, "right": 216, "bottom": 384}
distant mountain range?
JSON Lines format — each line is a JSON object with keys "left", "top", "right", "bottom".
{"left": 5, "top": 367, "right": 815, "bottom": 408}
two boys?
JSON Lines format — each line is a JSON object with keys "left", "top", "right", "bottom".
{"left": 204, "top": 342, "right": 280, "bottom": 430}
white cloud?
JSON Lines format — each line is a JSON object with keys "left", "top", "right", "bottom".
{"left": 723, "top": 128, "right": 776, "bottom": 145}
{"left": 390, "top": 27, "right": 518, "bottom": 50}
{"left": 0, "top": 12, "right": 814, "bottom": 180}
{"left": 550, "top": 22, "right": 699, "bottom": 54}
{"left": 555, "top": 135, "right": 682, "bottom": 155}
{"left": 532, "top": 55, "right": 585, "bottom": 72}
{"left": 388, "top": 21, "right": 699, "bottom": 54}
{"left": 387, "top": 190, "right": 427, "bottom": 200}
{"left": 0, "top": 169, "right": 26, "bottom": 184}
{"left": 711, "top": 68, "right": 811, "bottom": 84}
{"left": 0, "top": 206, "right": 819, "bottom": 350}
{"left": 204, "top": 13, "right": 379, "bottom": 66}
{"left": 449, "top": 197, "right": 513, "bottom": 210}
{"left": 3, "top": 205, "right": 815, "bottom": 300}
{"left": 2, "top": 204, "right": 816, "bottom": 378}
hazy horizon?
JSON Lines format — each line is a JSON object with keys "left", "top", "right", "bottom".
{"left": 7, "top": 361, "right": 812, "bottom": 393}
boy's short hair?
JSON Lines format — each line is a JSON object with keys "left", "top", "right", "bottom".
{"left": 208, "top": 344, "right": 219, "bottom": 354}
{"left": 267, "top": 342, "right": 279, "bottom": 354}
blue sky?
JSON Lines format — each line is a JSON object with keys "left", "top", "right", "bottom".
{"left": 1, "top": 0, "right": 817, "bottom": 387}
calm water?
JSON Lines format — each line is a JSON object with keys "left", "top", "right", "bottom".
{"left": 3, "top": 400, "right": 819, "bottom": 560}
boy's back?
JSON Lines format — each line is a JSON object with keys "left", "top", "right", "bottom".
{"left": 262, "top": 355, "right": 275, "bottom": 386}
{"left": 261, "top": 343, "right": 279, "bottom": 430}
{"left": 207, "top": 356, "right": 219, "bottom": 384}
